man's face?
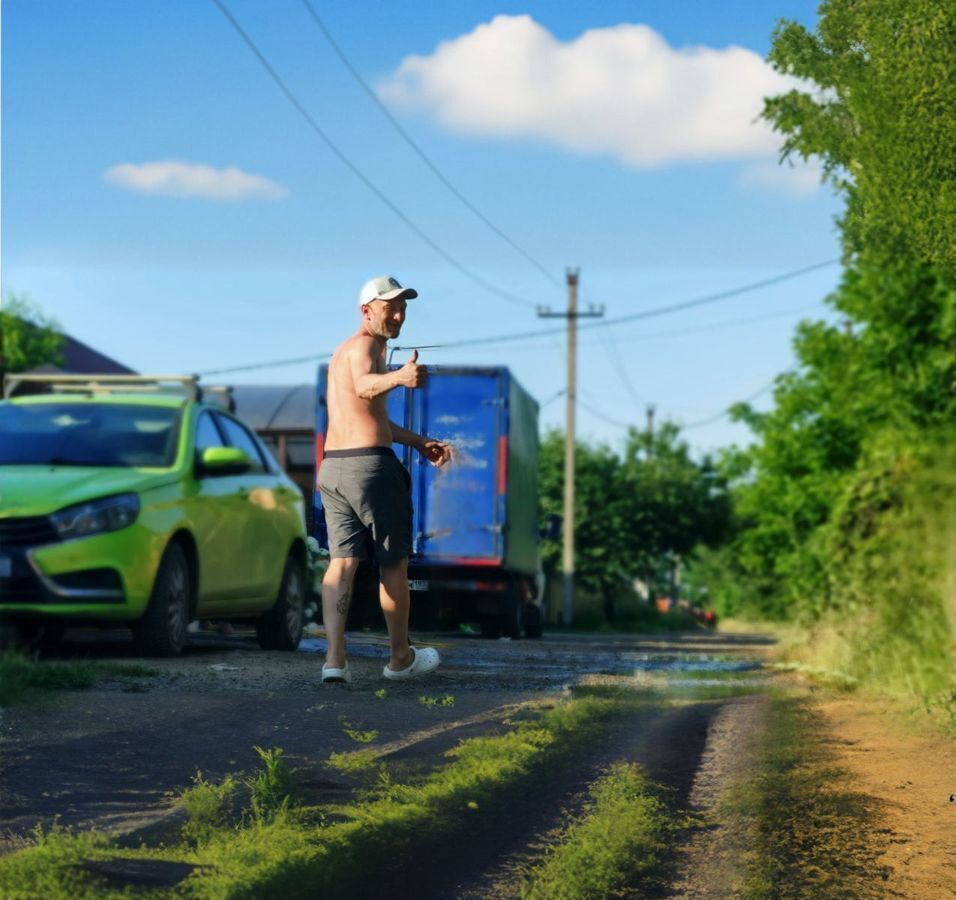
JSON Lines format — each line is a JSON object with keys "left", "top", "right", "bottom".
{"left": 362, "top": 297, "right": 407, "bottom": 339}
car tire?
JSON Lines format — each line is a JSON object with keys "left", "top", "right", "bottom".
{"left": 523, "top": 603, "right": 543, "bottom": 639}
{"left": 256, "top": 556, "right": 305, "bottom": 651}
{"left": 134, "top": 543, "right": 190, "bottom": 657}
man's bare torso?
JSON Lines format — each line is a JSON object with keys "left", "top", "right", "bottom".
{"left": 326, "top": 333, "right": 392, "bottom": 451}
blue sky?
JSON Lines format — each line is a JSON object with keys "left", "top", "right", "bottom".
{"left": 3, "top": 0, "right": 841, "bottom": 455}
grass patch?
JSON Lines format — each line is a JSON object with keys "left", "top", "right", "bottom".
{"left": 520, "top": 761, "right": 670, "bottom": 899}
{"left": 727, "top": 694, "right": 891, "bottom": 898}
{"left": 0, "top": 696, "right": 625, "bottom": 898}
{"left": 180, "top": 772, "right": 238, "bottom": 847}
{"left": 0, "top": 651, "right": 157, "bottom": 706}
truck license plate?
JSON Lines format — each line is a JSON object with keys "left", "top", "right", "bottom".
{"left": 0, "top": 557, "right": 11, "bottom": 578}
{"left": 408, "top": 580, "right": 429, "bottom": 592}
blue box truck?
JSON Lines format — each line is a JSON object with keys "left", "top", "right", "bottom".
{"left": 313, "top": 365, "right": 543, "bottom": 638}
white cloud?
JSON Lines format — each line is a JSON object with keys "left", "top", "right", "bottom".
{"left": 104, "top": 161, "right": 287, "bottom": 201}
{"left": 380, "top": 15, "right": 808, "bottom": 169}
{"left": 739, "top": 158, "right": 824, "bottom": 195}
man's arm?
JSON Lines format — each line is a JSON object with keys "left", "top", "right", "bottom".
{"left": 390, "top": 420, "right": 453, "bottom": 468}
{"left": 350, "top": 343, "right": 424, "bottom": 400}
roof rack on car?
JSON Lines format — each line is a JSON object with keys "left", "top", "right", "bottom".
{"left": 2, "top": 374, "right": 203, "bottom": 401}
{"left": 203, "top": 385, "right": 237, "bottom": 413}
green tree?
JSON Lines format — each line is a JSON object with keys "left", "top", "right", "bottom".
{"left": 715, "top": 0, "right": 956, "bottom": 622}
{"left": 0, "top": 294, "right": 64, "bottom": 381}
{"left": 764, "top": 0, "right": 956, "bottom": 272}
{"left": 539, "top": 425, "right": 731, "bottom": 620}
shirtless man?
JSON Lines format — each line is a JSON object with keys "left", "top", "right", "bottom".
{"left": 318, "top": 275, "right": 451, "bottom": 683}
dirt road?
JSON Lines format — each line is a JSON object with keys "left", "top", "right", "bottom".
{"left": 2, "top": 627, "right": 950, "bottom": 897}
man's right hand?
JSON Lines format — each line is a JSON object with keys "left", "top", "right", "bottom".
{"left": 396, "top": 349, "right": 427, "bottom": 389}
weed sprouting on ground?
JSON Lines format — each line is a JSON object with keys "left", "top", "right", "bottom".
{"left": 338, "top": 717, "right": 378, "bottom": 744}
{"left": 245, "top": 746, "right": 294, "bottom": 824}
{"left": 180, "top": 771, "right": 238, "bottom": 846}
{"left": 519, "top": 761, "right": 670, "bottom": 899}
{"left": 728, "top": 695, "right": 891, "bottom": 899}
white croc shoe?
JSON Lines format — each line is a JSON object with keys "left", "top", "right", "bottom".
{"left": 321, "top": 662, "right": 352, "bottom": 684}
{"left": 383, "top": 646, "right": 440, "bottom": 680}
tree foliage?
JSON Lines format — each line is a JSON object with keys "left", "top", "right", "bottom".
{"left": 710, "top": 0, "right": 956, "bottom": 627}
{"left": 0, "top": 294, "right": 63, "bottom": 377}
{"left": 764, "top": 0, "right": 956, "bottom": 272}
{"left": 539, "top": 425, "right": 730, "bottom": 611}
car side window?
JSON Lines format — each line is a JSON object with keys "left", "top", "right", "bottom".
{"left": 216, "top": 414, "right": 267, "bottom": 473}
{"left": 195, "top": 411, "right": 226, "bottom": 456}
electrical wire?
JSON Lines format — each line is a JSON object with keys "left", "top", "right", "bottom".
{"left": 210, "top": 0, "right": 537, "bottom": 310}
{"left": 198, "top": 260, "right": 836, "bottom": 376}
{"left": 299, "top": 0, "right": 561, "bottom": 289}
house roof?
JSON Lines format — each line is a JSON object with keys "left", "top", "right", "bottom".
{"left": 227, "top": 384, "right": 315, "bottom": 431}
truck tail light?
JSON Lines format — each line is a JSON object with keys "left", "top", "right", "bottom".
{"left": 315, "top": 433, "right": 325, "bottom": 487}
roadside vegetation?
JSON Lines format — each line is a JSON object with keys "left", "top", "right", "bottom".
{"left": 675, "top": 0, "right": 956, "bottom": 724}
{"left": 1, "top": 693, "right": 684, "bottom": 899}
{"left": 0, "top": 650, "right": 157, "bottom": 706}
{"left": 520, "top": 761, "right": 670, "bottom": 899}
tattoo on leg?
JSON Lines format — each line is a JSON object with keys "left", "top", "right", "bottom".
{"left": 336, "top": 581, "right": 352, "bottom": 617}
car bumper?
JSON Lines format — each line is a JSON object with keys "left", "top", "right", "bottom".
{"left": 0, "top": 525, "right": 163, "bottom": 621}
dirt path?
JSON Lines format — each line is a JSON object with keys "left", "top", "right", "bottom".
{"left": 8, "top": 629, "right": 952, "bottom": 898}
{"left": 814, "top": 694, "right": 956, "bottom": 899}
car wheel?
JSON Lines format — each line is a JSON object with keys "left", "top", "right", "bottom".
{"left": 256, "top": 556, "right": 305, "bottom": 651}
{"left": 523, "top": 603, "right": 543, "bottom": 639}
{"left": 134, "top": 543, "right": 190, "bottom": 657}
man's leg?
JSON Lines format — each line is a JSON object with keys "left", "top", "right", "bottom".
{"left": 322, "top": 557, "right": 361, "bottom": 668}
{"left": 379, "top": 558, "right": 414, "bottom": 671}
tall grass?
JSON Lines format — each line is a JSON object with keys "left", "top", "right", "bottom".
{"left": 782, "top": 438, "right": 956, "bottom": 727}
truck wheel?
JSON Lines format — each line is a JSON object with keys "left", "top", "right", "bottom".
{"left": 501, "top": 594, "right": 522, "bottom": 640}
{"left": 256, "top": 556, "right": 305, "bottom": 651}
{"left": 523, "top": 603, "right": 543, "bottom": 639}
{"left": 479, "top": 615, "right": 501, "bottom": 639}
{"left": 134, "top": 543, "right": 190, "bottom": 657}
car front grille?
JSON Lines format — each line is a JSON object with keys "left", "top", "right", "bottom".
{"left": 0, "top": 572, "right": 46, "bottom": 604}
{"left": 0, "top": 517, "right": 61, "bottom": 549}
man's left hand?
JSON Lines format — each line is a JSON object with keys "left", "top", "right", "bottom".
{"left": 419, "top": 439, "right": 453, "bottom": 468}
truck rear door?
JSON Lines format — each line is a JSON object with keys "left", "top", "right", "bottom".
{"left": 409, "top": 370, "right": 505, "bottom": 563}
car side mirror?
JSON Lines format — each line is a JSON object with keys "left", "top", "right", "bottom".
{"left": 199, "top": 446, "right": 252, "bottom": 477}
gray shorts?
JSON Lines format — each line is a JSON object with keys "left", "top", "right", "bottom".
{"left": 318, "top": 447, "right": 413, "bottom": 564}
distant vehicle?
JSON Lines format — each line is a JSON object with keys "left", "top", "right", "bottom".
{"left": 314, "top": 365, "right": 544, "bottom": 638}
{"left": 0, "top": 375, "right": 308, "bottom": 656}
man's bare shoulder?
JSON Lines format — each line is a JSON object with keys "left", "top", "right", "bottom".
{"left": 337, "top": 332, "right": 380, "bottom": 359}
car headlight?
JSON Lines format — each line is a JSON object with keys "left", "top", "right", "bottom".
{"left": 50, "top": 493, "right": 141, "bottom": 540}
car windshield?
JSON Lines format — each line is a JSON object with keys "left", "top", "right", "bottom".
{"left": 0, "top": 402, "right": 182, "bottom": 468}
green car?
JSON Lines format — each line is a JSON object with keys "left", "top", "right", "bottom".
{"left": 0, "top": 376, "right": 308, "bottom": 656}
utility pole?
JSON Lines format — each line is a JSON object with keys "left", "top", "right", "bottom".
{"left": 538, "top": 269, "right": 604, "bottom": 626}
{"left": 646, "top": 404, "right": 656, "bottom": 439}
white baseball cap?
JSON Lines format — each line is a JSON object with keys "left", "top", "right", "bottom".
{"left": 358, "top": 275, "right": 418, "bottom": 308}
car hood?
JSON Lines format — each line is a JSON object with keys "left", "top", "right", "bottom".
{"left": 0, "top": 466, "right": 180, "bottom": 517}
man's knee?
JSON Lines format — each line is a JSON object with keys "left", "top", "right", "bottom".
{"left": 324, "top": 557, "right": 362, "bottom": 585}
{"left": 379, "top": 558, "right": 408, "bottom": 581}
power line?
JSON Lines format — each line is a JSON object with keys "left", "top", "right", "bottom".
{"left": 198, "top": 260, "right": 835, "bottom": 376}
{"left": 299, "top": 0, "right": 561, "bottom": 289}
{"left": 210, "top": 0, "right": 536, "bottom": 310}
{"left": 680, "top": 380, "right": 778, "bottom": 430}
{"left": 199, "top": 351, "right": 332, "bottom": 377}
{"left": 392, "top": 259, "right": 839, "bottom": 353}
